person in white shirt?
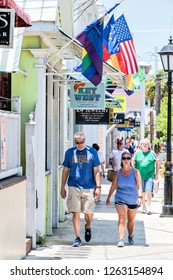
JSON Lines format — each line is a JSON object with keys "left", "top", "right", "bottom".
{"left": 109, "top": 139, "right": 129, "bottom": 171}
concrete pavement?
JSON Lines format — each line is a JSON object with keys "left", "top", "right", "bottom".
{"left": 24, "top": 176, "right": 173, "bottom": 260}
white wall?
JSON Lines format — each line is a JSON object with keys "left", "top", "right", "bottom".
{"left": 59, "top": 0, "right": 74, "bottom": 37}
{"left": 73, "top": 0, "right": 102, "bottom": 36}
{"left": 0, "top": 180, "right": 26, "bottom": 260}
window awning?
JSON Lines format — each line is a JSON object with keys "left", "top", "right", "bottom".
{"left": 0, "top": 0, "right": 32, "bottom": 27}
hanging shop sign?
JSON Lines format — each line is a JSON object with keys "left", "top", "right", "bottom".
{"left": 0, "top": 9, "right": 14, "bottom": 48}
{"left": 105, "top": 95, "right": 122, "bottom": 109}
{"left": 70, "top": 82, "right": 105, "bottom": 109}
{"left": 116, "top": 119, "right": 134, "bottom": 129}
{"left": 109, "top": 110, "right": 125, "bottom": 125}
{"left": 75, "top": 109, "right": 109, "bottom": 125}
{"left": 113, "top": 95, "right": 126, "bottom": 113}
{"left": 113, "top": 113, "right": 125, "bottom": 124}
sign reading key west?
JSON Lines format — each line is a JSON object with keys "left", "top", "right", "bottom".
{"left": 70, "top": 82, "right": 105, "bottom": 109}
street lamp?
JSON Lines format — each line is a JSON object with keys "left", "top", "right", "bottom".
{"left": 158, "top": 37, "right": 173, "bottom": 216}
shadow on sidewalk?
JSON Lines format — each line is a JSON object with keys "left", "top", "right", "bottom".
{"left": 43, "top": 210, "right": 147, "bottom": 248}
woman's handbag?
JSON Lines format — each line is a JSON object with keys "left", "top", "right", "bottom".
{"left": 107, "top": 169, "right": 115, "bottom": 182}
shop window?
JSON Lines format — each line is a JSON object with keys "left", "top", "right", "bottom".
{"left": 0, "top": 73, "right": 11, "bottom": 111}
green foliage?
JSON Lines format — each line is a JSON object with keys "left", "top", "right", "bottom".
{"left": 145, "top": 70, "right": 173, "bottom": 141}
{"left": 156, "top": 96, "right": 173, "bottom": 141}
{"left": 145, "top": 78, "right": 156, "bottom": 106}
{"left": 153, "top": 138, "right": 160, "bottom": 145}
{"left": 145, "top": 70, "right": 168, "bottom": 106}
{"left": 144, "top": 127, "right": 149, "bottom": 138}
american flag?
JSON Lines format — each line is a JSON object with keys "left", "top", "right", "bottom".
{"left": 107, "top": 14, "right": 138, "bottom": 75}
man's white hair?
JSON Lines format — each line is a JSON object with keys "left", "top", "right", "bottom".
{"left": 74, "top": 132, "right": 85, "bottom": 140}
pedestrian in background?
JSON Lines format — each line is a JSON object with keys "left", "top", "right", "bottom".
{"left": 134, "top": 138, "right": 160, "bottom": 215}
{"left": 130, "top": 138, "right": 136, "bottom": 150}
{"left": 125, "top": 138, "right": 135, "bottom": 157}
{"left": 61, "top": 132, "right": 101, "bottom": 247}
{"left": 134, "top": 136, "right": 139, "bottom": 149}
{"left": 106, "top": 152, "right": 142, "bottom": 247}
{"left": 109, "top": 139, "right": 128, "bottom": 171}
{"left": 92, "top": 143, "right": 105, "bottom": 178}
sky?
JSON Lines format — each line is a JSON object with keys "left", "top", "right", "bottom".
{"left": 100, "top": 0, "right": 173, "bottom": 74}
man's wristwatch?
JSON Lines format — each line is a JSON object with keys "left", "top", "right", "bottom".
{"left": 138, "top": 196, "right": 142, "bottom": 198}
{"left": 95, "top": 186, "right": 101, "bottom": 189}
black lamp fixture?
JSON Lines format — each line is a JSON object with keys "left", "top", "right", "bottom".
{"left": 158, "top": 36, "right": 173, "bottom": 216}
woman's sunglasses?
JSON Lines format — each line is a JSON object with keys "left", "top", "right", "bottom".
{"left": 122, "top": 156, "right": 131, "bottom": 160}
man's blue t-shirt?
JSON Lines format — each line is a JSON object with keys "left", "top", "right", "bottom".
{"left": 62, "top": 145, "right": 100, "bottom": 189}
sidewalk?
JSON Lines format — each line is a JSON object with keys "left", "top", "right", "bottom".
{"left": 24, "top": 177, "right": 173, "bottom": 260}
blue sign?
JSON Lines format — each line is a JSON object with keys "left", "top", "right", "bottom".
{"left": 70, "top": 82, "right": 105, "bottom": 109}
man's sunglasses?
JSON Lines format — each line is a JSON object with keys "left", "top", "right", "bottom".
{"left": 75, "top": 141, "right": 85, "bottom": 144}
{"left": 122, "top": 156, "right": 131, "bottom": 160}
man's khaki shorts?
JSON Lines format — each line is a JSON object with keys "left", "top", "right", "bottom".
{"left": 67, "top": 187, "right": 95, "bottom": 213}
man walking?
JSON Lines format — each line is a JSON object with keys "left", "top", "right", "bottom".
{"left": 61, "top": 132, "right": 101, "bottom": 247}
{"left": 109, "top": 139, "right": 129, "bottom": 171}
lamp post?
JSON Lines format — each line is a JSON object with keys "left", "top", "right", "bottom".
{"left": 158, "top": 37, "right": 173, "bottom": 216}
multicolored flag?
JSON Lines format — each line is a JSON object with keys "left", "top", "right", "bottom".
{"left": 75, "top": 3, "right": 120, "bottom": 86}
{"left": 76, "top": 18, "right": 104, "bottom": 86}
{"left": 124, "top": 74, "right": 134, "bottom": 96}
{"left": 133, "top": 66, "right": 146, "bottom": 87}
{"left": 124, "top": 66, "right": 146, "bottom": 95}
{"left": 104, "top": 14, "right": 138, "bottom": 75}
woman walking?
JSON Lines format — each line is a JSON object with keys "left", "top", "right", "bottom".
{"left": 106, "top": 152, "right": 142, "bottom": 247}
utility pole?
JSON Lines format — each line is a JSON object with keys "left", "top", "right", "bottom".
{"left": 156, "top": 74, "right": 162, "bottom": 116}
{"left": 155, "top": 46, "right": 158, "bottom": 74}
{"left": 150, "top": 110, "right": 153, "bottom": 148}
{"left": 155, "top": 74, "right": 162, "bottom": 152}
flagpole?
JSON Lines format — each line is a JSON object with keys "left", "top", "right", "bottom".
{"left": 113, "top": 11, "right": 125, "bottom": 22}
{"left": 46, "top": 39, "right": 76, "bottom": 64}
{"left": 105, "top": 1, "right": 123, "bottom": 15}
{"left": 47, "top": 2, "right": 123, "bottom": 65}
